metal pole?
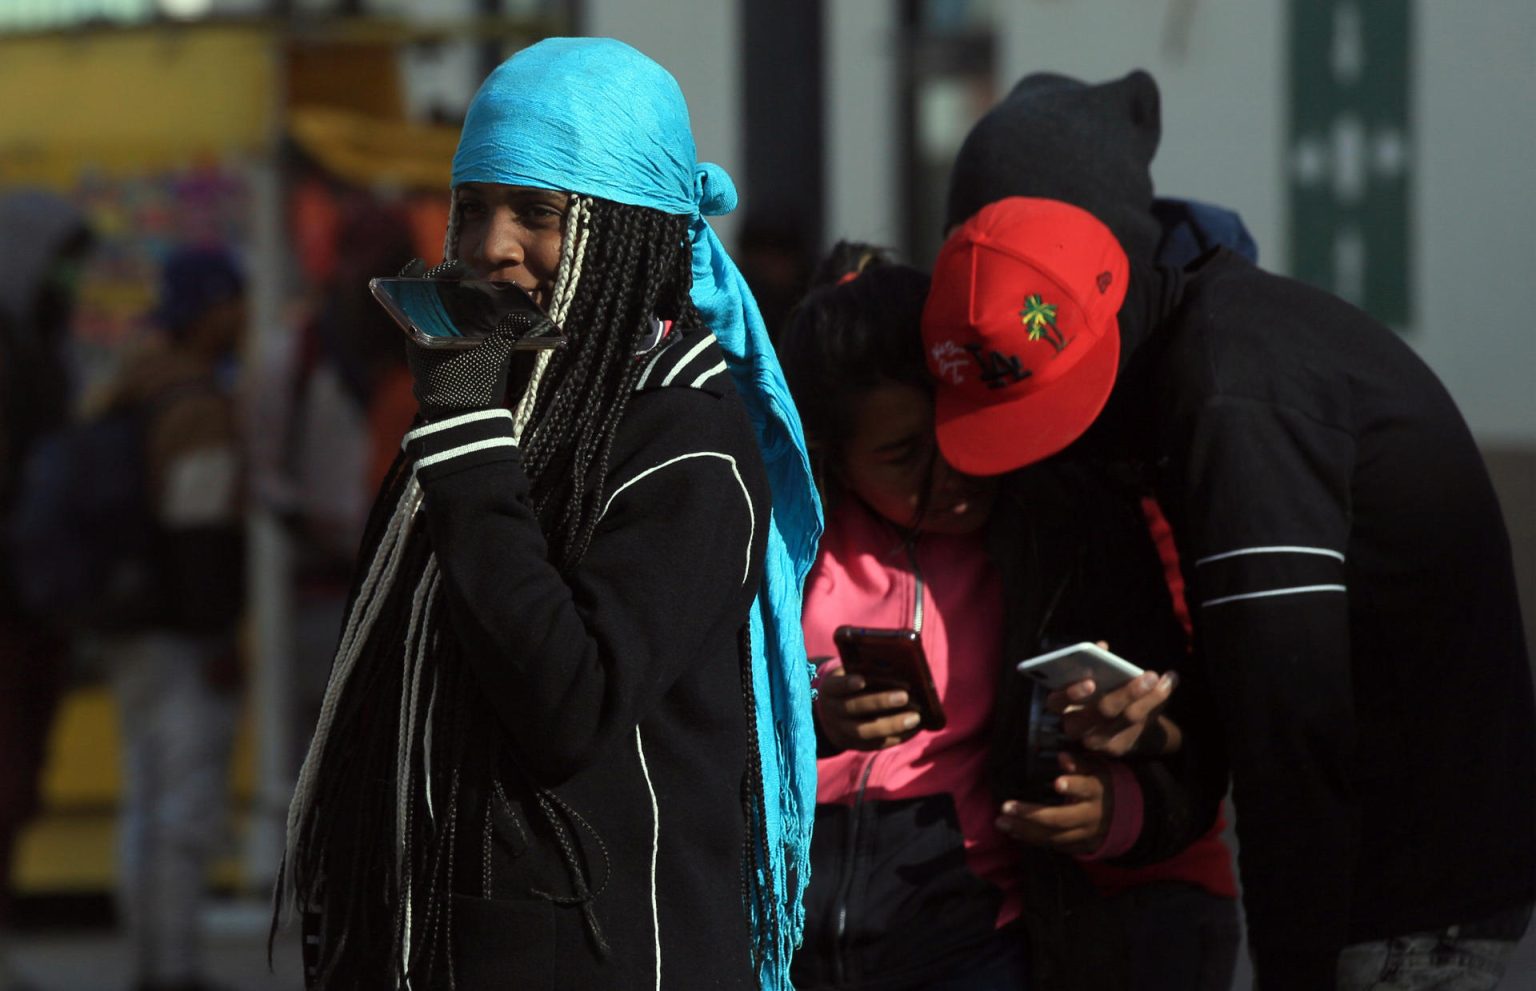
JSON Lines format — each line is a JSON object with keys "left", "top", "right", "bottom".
{"left": 241, "top": 22, "right": 295, "bottom": 897}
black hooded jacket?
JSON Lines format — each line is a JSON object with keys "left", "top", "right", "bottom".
{"left": 0, "top": 191, "right": 88, "bottom": 623}
{"left": 0, "top": 192, "right": 85, "bottom": 519}
{"left": 947, "top": 69, "right": 1536, "bottom": 988}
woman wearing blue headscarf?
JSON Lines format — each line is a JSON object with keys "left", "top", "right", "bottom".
{"left": 277, "top": 38, "right": 821, "bottom": 991}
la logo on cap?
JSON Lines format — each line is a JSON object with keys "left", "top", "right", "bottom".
{"left": 964, "top": 342, "right": 1027, "bottom": 390}
{"left": 921, "top": 196, "right": 1130, "bottom": 475}
{"left": 927, "top": 290, "right": 1071, "bottom": 391}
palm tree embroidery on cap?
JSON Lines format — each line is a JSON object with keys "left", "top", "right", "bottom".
{"left": 1020, "top": 293, "right": 1068, "bottom": 353}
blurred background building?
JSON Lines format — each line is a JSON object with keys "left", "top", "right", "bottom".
{"left": 0, "top": 1, "right": 1531, "bottom": 988}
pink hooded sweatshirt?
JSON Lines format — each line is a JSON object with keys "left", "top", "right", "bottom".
{"left": 806, "top": 492, "right": 1238, "bottom": 942}
{"left": 805, "top": 497, "right": 1149, "bottom": 930}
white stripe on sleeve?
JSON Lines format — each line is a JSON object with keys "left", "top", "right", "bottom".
{"left": 401, "top": 407, "right": 513, "bottom": 449}
{"left": 1201, "top": 584, "right": 1347, "bottom": 608}
{"left": 412, "top": 437, "right": 519, "bottom": 472}
{"left": 1195, "top": 545, "right": 1345, "bottom": 567}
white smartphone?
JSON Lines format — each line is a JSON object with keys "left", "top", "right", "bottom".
{"left": 1015, "top": 642, "right": 1145, "bottom": 692}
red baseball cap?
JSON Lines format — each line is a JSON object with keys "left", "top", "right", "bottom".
{"left": 922, "top": 196, "right": 1129, "bottom": 476}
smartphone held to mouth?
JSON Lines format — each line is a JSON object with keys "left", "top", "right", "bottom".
{"left": 370, "top": 276, "right": 566, "bottom": 351}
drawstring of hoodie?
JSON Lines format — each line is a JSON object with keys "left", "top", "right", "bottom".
{"left": 529, "top": 789, "right": 614, "bottom": 957}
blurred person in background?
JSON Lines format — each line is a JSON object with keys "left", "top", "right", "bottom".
{"left": 277, "top": 38, "right": 820, "bottom": 990}
{"left": 781, "top": 245, "right": 1232, "bottom": 991}
{"left": 101, "top": 245, "right": 248, "bottom": 991}
{"left": 259, "top": 202, "right": 417, "bottom": 768}
{"left": 0, "top": 188, "right": 92, "bottom": 991}
{"left": 737, "top": 213, "right": 812, "bottom": 344}
{"left": 933, "top": 69, "right": 1536, "bottom": 989}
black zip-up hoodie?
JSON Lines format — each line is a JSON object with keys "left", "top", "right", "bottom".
{"left": 947, "top": 68, "right": 1536, "bottom": 988}
{"left": 398, "top": 326, "right": 770, "bottom": 989}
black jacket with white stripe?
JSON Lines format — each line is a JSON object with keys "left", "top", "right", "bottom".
{"left": 405, "top": 326, "right": 768, "bottom": 989}
{"left": 1106, "top": 248, "right": 1535, "bottom": 988}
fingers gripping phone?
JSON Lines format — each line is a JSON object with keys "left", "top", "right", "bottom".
{"left": 833, "top": 626, "right": 947, "bottom": 732}
{"left": 1015, "top": 641, "right": 1144, "bottom": 693}
{"left": 369, "top": 275, "right": 566, "bottom": 351}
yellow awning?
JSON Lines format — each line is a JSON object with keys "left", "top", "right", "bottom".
{"left": 288, "top": 105, "right": 459, "bottom": 192}
{"left": 0, "top": 24, "right": 277, "bottom": 184}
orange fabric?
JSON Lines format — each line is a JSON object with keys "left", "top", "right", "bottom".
{"left": 1078, "top": 495, "right": 1236, "bottom": 899}
{"left": 366, "top": 364, "right": 417, "bottom": 490}
{"left": 1140, "top": 495, "right": 1193, "bottom": 641}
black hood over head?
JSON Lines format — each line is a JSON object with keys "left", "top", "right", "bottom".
{"left": 945, "top": 69, "right": 1164, "bottom": 266}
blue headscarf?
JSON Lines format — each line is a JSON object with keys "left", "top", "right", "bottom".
{"left": 454, "top": 37, "right": 821, "bottom": 988}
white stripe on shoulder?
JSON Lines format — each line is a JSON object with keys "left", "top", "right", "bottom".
{"left": 412, "top": 436, "right": 518, "bottom": 472}
{"left": 1195, "top": 545, "right": 1345, "bottom": 567}
{"left": 636, "top": 727, "right": 662, "bottom": 991}
{"left": 1201, "top": 584, "right": 1347, "bottom": 607}
{"left": 659, "top": 334, "right": 717, "bottom": 387}
{"left": 601, "top": 451, "right": 755, "bottom": 584}
{"left": 402, "top": 408, "right": 513, "bottom": 449}
{"left": 688, "top": 360, "right": 728, "bottom": 390}
{"left": 635, "top": 342, "right": 671, "bottom": 390}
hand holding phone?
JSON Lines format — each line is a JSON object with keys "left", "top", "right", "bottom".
{"left": 815, "top": 671, "right": 921, "bottom": 752}
{"left": 1020, "top": 643, "right": 1178, "bottom": 757}
{"left": 380, "top": 262, "right": 568, "bottom": 411}
{"left": 1015, "top": 641, "right": 1145, "bottom": 692}
{"left": 370, "top": 271, "right": 565, "bottom": 351}
{"left": 995, "top": 751, "right": 1112, "bottom": 854}
{"left": 830, "top": 626, "right": 946, "bottom": 733}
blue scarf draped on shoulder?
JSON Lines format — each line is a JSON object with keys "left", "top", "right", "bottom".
{"left": 452, "top": 37, "right": 821, "bottom": 990}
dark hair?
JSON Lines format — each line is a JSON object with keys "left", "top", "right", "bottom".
{"left": 805, "top": 240, "right": 894, "bottom": 291}
{"left": 519, "top": 198, "right": 699, "bottom": 571}
{"left": 778, "top": 246, "right": 931, "bottom": 496}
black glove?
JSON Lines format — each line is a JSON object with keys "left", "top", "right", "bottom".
{"left": 399, "top": 259, "right": 533, "bottom": 413}
{"left": 406, "top": 332, "right": 522, "bottom": 412}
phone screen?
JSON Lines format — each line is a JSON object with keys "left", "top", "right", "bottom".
{"left": 369, "top": 277, "right": 566, "bottom": 350}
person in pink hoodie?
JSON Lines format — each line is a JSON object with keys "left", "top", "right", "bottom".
{"left": 782, "top": 246, "right": 1235, "bottom": 991}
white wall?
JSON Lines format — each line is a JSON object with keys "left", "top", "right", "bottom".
{"left": 1000, "top": 0, "right": 1289, "bottom": 295}
{"left": 582, "top": 0, "right": 744, "bottom": 246}
{"left": 1412, "top": 3, "right": 1536, "bottom": 445}
{"left": 823, "top": 0, "right": 903, "bottom": 250}
{"left": 996, "top": 0, "right": 1536, "bottom": 445}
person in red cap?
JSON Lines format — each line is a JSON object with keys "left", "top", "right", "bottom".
{"left": 930, "top": 70, "right": 1536, "bottom": 990}
{"left": 781, "top": 243, "right": 1238, "bottom": 991}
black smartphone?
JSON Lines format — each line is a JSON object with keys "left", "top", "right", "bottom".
{"left": 369, "top": 276, "right": 566, "bottom": 350}
{"left": 832, "top": 626, "right": 947, "bottom": 732}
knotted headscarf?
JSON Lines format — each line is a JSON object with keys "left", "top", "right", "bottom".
{"left": 453, "top": 37, "right": 821, "bottom": 988}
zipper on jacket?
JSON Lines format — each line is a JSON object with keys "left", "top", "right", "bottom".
{"left": 905, "top": 538, "right": 925, "bottom": 636}
{"left": 830, "top": 753, "right": 879, "bottom": 984}
{"left": 828, "top": 541, "right": 925, "bottom": 982}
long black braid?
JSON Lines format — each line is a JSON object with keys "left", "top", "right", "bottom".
{"left": 277, "top": 196, "right": 725, "bottom": 989}
{"left": 520, "top": 201, "right": 698, "bottom": 571}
